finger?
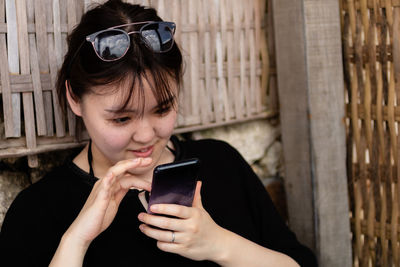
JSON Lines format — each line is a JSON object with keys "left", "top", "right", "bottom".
{"left": 192, "top": 181, "right": 203, "bottom": 208}
{"left": 91, "top": 172, "right": 115, "bottom": 211}
{"left": 113, "top": 185, "right": 129, "bottom": 205}
{"left": 95, "top": 172, "right": 114, "bottom": 198}
{"left": 139, "top": 224, "right": 180, "bottom": 243}
{"left": 156, "top": 241, "right": 181, "bottom": 254}
{"left": 119, "top": 175, "right": 151, "bottom": 191}
{"left": 149, "top": 204, "right": 192, "bottom": 220}
{"left": 107, "top": 157, "right": 152, "bottom": 178}
{"left": 138, "top": 212, "right": 186, "bottom": 232}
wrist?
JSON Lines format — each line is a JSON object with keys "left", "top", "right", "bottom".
{"left": 49, "top": 231, "right": 90, "bottom": 267}
{"left": 208, "top": 227, "right": 234, "bottom": 266}
{"left": 62, "top": 230, "right": 91, "bottom": 253}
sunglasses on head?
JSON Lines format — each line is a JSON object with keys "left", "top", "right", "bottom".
{"left": 87, "top": 21, "right": 176, "bottom": 61}
{"left": 67, "top": 21, "right": 176, "bottom": 75}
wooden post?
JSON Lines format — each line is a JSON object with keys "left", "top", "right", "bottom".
{"left": 272, "top": 0, "right": 352, "bottom": 266}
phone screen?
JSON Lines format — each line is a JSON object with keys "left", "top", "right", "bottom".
{"left": 147, "top": 158, "right": 200, "bottom": 213}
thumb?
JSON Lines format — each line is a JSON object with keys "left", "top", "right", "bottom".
{"left": 192, "top": 181, "right": 203, "bottom": 208}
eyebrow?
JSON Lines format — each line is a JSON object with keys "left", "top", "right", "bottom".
{"left": 104, "top": 95, "right": 176, "bottom": 114}
{"left": 151, "top": 96, "right": 176, "bottom": 110}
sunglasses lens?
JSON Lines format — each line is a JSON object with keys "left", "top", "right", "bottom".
{"left": 141, "top": 23, "right": 174, "bottom": 52}
{"left": 93, "top": 30, "right": 130, "bottom": 60}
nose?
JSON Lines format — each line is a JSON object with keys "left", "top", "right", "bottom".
{"left": 131, "top": 117, "right": 156, "bottom": 144}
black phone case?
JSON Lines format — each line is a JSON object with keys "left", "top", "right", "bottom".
{"left": 147, "top": 158, "right": 200, "bottom": 213}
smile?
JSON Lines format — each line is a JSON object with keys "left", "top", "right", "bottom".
{"left": 130, "top": 146, "right": 154, "bottom": 158}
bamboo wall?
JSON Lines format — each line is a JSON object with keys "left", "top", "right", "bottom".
{"left": 341, "top": 0, "right": 400, "bottom": 266}
{"left": 0, "top": 0, "right": 274, "bottom": 167}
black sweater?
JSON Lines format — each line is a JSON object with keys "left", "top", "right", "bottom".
{"left": 0, "top": 137, "right": 317, "bottom": 266}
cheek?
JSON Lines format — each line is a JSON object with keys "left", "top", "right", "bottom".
{"left": 88, "top": 121, "right": 132, "bottom": 153}
{"left": 102, "top": 131, "right": 131, "bottom": 150}
{"left": 155, "top": 112, "right": 177, "bottom": 137}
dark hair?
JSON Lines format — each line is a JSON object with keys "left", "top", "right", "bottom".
{"left": 56, "top": 0, "right": 183, "bottom": 125}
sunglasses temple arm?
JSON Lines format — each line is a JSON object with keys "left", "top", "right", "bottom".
{"left": 127, "top": 30, "right": 140, "bottom": 35}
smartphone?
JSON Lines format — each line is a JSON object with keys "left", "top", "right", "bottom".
{"left": 147, "top": 158, "right": 200, "bottom": 214}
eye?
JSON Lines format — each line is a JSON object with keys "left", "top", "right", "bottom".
{"left": 112, "top": 117, "right": 131, "bottom": 124}
{"left": 154, "top": 105, "right": 172, "bottom": 116}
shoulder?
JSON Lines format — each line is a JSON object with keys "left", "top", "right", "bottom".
{"left": 0, "top": 163, "right": 78, "bottom": 265}
{"left": 177, "top": 137, "right": 242, "bottom": 161}
{"left": 176, "top": 137, "right": 256, "bottom": 190}
{"left": 1, "top": 160, "right": 83, "bottom": 225}
{"left": 24, "top": 161, "right": 75, "bottom": 196}
{"left": 3, "top": 162, "right": 71, "bottom": 214}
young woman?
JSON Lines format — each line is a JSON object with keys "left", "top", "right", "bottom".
{"left": 0, "top": 0, "right": 317, "bottom": 266}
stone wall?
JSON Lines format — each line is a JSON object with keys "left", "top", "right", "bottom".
{"left": 0, "top": 119, "right": 286, "bottom": 228}
{"left": 190, "top": 119, "right": 287, "bottom": 220}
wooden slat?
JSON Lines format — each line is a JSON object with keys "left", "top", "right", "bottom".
{"left": 272, "top": 0, "right": 316, "bottom": 252}
{"left": 0, "top": 19, "right": 261, "bottom": 34}
{"left": 46, "top": 0, "right": 65, "bottom": 137}
{"left": 226, "top": 0, "right": 237, "bottom": 120}
{"left": 188, "top": 0, "right": 201, "bottom": 125}
{"left": 232, "top": 0, "right": 244, "bottom": 120}
{"left": 253, "top": 0, "right": 262, "bottom": 113}
{"left": 266, "top": 0, "right": 278, "bottom": 113}
{"left": 16, "top": 0, "right": 38, "bottom": 167}
{"left": 196, "top": 0, "right": 209, "bottom": 125}
{"left": 35, "top": 0, "right": 54, "bottom": 136}
{"left": 5, "top": 0, "right": 21, "bottom": 137}
{"left": 0, "top": 0, "right": 14, "bottom": 139}
{"left": 0, "top": 62, "right": 264, "bottom": 92}
{"left": 275, "top": 1, "right": 352, "bottom": 265}
{"left": 259, "top": 0, "right": 269, "bottom": 111}
{"left": 198, "top": 0, "right": 212, "bottom": 123}
{"left": 175, "top": 0, "right": 186, "bottom": 125}
{"left": 34, "top": 0, "right": 54, "bottom": 136}
{"left": 303, "top": 0, "right": 351, "bottom": 264}
{"left": 28, "top": 0, "right": 46, "bottom": 137}
{"left": 243, "top": 0, "right": 252, "bottom": 117}
{"left": 29, "top": 34, "right": 47, "bottom": 136}
{"left": 207, "top": 0, "right": 222, "bottom": 124}
{"left": 216, "top": 0, "right": 230, "bottom": 121}
{"left": 65, "top": 0, "right": 76, "bottom": 136}
{"left": 390, "top": 4, "right": 400, "bottom": 267}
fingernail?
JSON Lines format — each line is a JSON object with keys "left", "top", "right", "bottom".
{"left": 139, "top": 224, "right": 144, "bottom": 231}
{"left": 138, "top": 213, "right": 143, "bottom": 221}
{"left": 150, "top": 205, "right": 159, "bottom": 212}
{"left": 132, "top": 158, "right": 140, "bottom": 163}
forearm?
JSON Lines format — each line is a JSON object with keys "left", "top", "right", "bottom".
{"left": 49, "top": 233, "right": 89, "bottom": 267}
{"left": 212, "top": 228, "right": 300, "bottom": 267}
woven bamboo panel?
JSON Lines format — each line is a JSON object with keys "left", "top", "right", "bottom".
{"left": 0, "top": 0, "right": 275, "bottom": 167}
{"left": 342, "top": 0, "right": 400, "bottom": 266}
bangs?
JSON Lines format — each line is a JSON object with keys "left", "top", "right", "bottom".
{"left": 87, "top": 66, "right": 178, "bottom": 118}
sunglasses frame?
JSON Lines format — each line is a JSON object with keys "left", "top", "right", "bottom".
{"left": 86, "top": 21, "right": 176, "bottom": 62}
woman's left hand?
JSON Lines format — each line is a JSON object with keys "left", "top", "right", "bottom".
{"left": 137, "top": 181, "right": 227, "bottom": 262}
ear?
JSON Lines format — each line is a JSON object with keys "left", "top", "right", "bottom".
{"left": 65, "top": 80, "right": 82, "bottom": 116}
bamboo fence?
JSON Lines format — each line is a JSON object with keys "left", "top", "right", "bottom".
{"left": 0, "top": 0, "right": 275, "bottom": 167}
{"left": 341, "top": 0, "right": 400, "bottom": 266}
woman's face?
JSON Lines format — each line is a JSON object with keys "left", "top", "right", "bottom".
{"left": 74, "top": 77, "right": 178, "bottom": 177}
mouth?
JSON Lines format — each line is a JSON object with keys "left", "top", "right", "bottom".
{"left": 129, "top": 145, "right": 154, "bottom": 158}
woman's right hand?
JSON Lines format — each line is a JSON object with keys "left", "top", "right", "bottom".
{"left": 67, "top": 157, "right": 152, "bottom": 247}
{"left": 50, "top": 157, "right": 152, "bottom": 267}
